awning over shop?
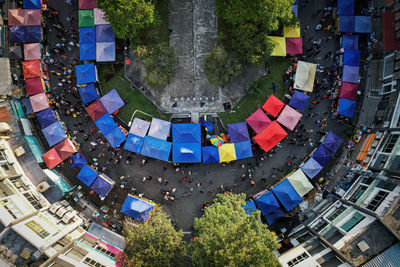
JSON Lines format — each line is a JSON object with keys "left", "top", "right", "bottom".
{"left": 30, "top": 93, "right": 49, "bottom": 113}
{"left": 254, "top": 191, "right": 285, "bottom": 224}
{"left": 36, "top": 108, "right": 57, "bottom": 129}
{"left": 42, "top": 148, "right": 62, "bottom": 169}
{"left": 129, "top": 118, "right": 150, "bottom": 137}
{"left": 338, "top": 98, "right": 356, "bottom": 118}
{"left": 382, "top": 12, "right": 398, "bottom": 50}
{"left": 343, "top": 50, "right": 360, "bottom": 66}
{"left": 322, "top": 131, "right": 343, "bottom": 153}
{"left": 77, "top": 165, "right": 98, "bottom": 187}
{"left": 24, "top": 43, "right": 41, "bottom": 60}
{"left": 312, "top": 145, "right": 333, "bottom": 166}
{"left": 79, "top": 0, "right": 97, "bottom": 10}
{"left": 262, "top": 94, "right": 285, "bottom": 118}
{"left": 277, "top": 105, "right": 302, "bottom": 131}
{"left": 70, "top": 152, "right": 88, "bottom": 170}
{"left": 285, "top": 37, "right": 302, "bottom": 54}
{"left": 79, "top": 10, "right": 95, "bottom": 27}
{"left": 121, "top": 194, "right": 155, "bottom": 222}
{"left": 148, "top": 118, "right": 171, "bottom": 141}
{"left": 100, "top": 88, "right": 125, "bottom": 114}
{"left": 339, "top": 16, "right": 355, "bottom": 33}
{"left": 42, "top": 121, "right": 67, "bottom": 147}
{"left": 254, "top": 121, "right": 288, "bottom": 152}
{"left": 287, "top": 169, "right": 314, "bottom": 197}
{"left": 96, "top": 25, "right": 115, "bottom": 42}
{"left": 104, "top": 126, "right": 126, "bottom": 148}
{"left": 75, "top": 63, "right": 96, "bottom": 85}
{"left": 342, "top": 65, "right": 359, "bottom": 84}
{"left": 94, "top": 8, "right": 109, "bottom": 25}
{"left": 140, "top": 136, "right": 172, "bottom": 162}
{"left": 96, "top": 42, "right": 115, "bottom": 62}
{"left": 300, "top": 157, "right": 323, "bottom": 178}
{"left": 340, "top": 82, "right": 358, "bottom": 101}
{"left": 91, "top": 175, "right": 114, "bottom": 198}
{"left": 86, "top": 99, "right": 107, "bottom": 121}
{"left": 218, "top": 143, "right": 236, "bottom": 162}
{"left": 23, "top": 60, "right": 41, "bottom": 79}
{"left": 356, "top": 133, "right": 376, "bottom": 163}
{"left": 172, "top": 123, "right": 201, "bottom": 143}
{"left": 234, "top": 140, "right": 253, "bottom": 160}
{"left": 289, "top": 90, "right": 309, "bottom": 111}
{"left": 80, "top": 43, "right": 96, "bottom": 61}
{"left": 79, "top": 27, "right": 96, "bottom": 44}
{"left": 202, "top": 146, "right": 220, "bottom": 164}
{"left": 172, "top": 143, "right": 201, "bottom": 163}
{"left": 272, "top": 179, "right": 303, "bottom": 211}
{"left": 227, "top": 122, "right": 250, "bottom": 143}
{"left": 268, "top": 36, "right": 286, "bottom": 57}
{"left": 54, "top": 139, "right": 76, "bottom": 161}
{"left": 338, "top": 0, "right": 354, "bottom": 15}
{"left": 341, "top": 35, "right": 359, "bottom": 50}
{"left": 26, "top": 77, "right": 44, "bottom": 96}
{"left": 294, "top": 61, "right": 317, "bottom": 92}
{"left": 78, "top": 83, "right": 99, "bottom": 104}
{"left": 246, "top": 108, "right": 271, "bottom": 134}
{"left": 124, "top": 134, "right": 144, "bottom": 154}
{"left": 283, "top": 26, "right": 300, "bottom": 37}
{"left": 355, "top": 16, "right": 371, "bottom": 33}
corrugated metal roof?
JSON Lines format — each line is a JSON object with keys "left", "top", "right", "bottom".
{"left": 362, "top": 242, "right": 400, "bottom": 267}
{"left": 0, "top": 58, "right": 11, "bottom": 95}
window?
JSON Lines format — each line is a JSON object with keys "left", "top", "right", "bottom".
{"left": 95, "top": 245, "right": 116, "bottom": 258}
{"left": 287, "top": 252, "right": 309, "bottom": 267}
{"left": 340, "top": 212, "right": 364, "bottom": 232}
{"left": 312, "top": 219, "right": 328, "bottom": 233}
{"left": 25, "top": 220, "right": 50, "bottom": 239}
{"left": 383, "top": 134, "right": 400, "bottom": 153}
{"left": 367, "top": 191, "right": 389, "bottom": 211}
{"left": 23, "top": 192, "right": 42, "bottom": 210}
{"left": 326, "top": 205, "right": 347, "bottom": 222}
{"left": 1, "top": 199, "right": 23, "bottom": 219}
{"left": 83, "top": 257, "right": 106, "bottom": 267}
{"left": 349, "top": 185, "right": 368, "bottom": 203}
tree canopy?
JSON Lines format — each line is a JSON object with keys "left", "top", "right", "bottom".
{"left": 190, "top": 193, "right": 281, "bottom": 267}
{"left": 123, "top": 207, "right": 186, "bottom": 267}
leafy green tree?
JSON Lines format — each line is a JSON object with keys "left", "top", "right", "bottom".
{"left": 204, "top": 46, "right": 242, "bottom": 86}
{"left": 98, "top": 0, "right": 157, "bottom": 41}
{"left": 190, "top": 193, "right": 281, "bottom": 267}
{"left": 123, "top": 207, "right": 186, "bottom": 267}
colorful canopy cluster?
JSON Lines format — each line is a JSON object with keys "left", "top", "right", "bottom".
{"left": 268, "top": 25, "right": 302, "bottom": 56}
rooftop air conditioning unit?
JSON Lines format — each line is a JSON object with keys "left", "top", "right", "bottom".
{"left": 49, "top": 202, "right": 62, "bottom": 214}
{"left": 56, "top": 207, "right": 68, "bottom": 218}
{"left": 62, "top": 211, "right": 76, "bottom": 224}
{"left": 37, "top": 181, "right": 50, "bottom": 193}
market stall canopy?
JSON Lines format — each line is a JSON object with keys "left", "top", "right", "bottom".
{"left": 25, "top": 26, "right": 41, "bottom": 42}
{"left": 0, "top": 58, "right": 12, "bottom": 96}
{"left": 322, "top": 131, "right": 343, "bottom": 153}
{"left": 254, "top": 191, "right": 285, "bottom": 224}
{"left": 254, "top": 121, "right": 288, "bottom": 152}
{"left": 8, "top": 9, "right": 25, "bottom": 26}
{"left": 294, "top": 61, "right": 317, "bottom": 92}
{"left": 9, "top": 46, "right": 23, "bottom": 59}
{"left": 96, "top": 42, "right": 115, "bottom": 62}
{"left": 23, "top": 0, "right": 41, "bottom": 9}
{"left": 343, "top": 49, "right": 360, "bottom": 66}
{"left": 79, "top": 0, "right": 97, "bottom": 9}
{"left": 124, "top": 134, "right": 144, "bottom": 154}
{"left": 338, "top": 0, "right": 354, "bottom": 15}
{"left": 234, "top": 140, "right": 253, "bottom": 160}
{"left": 262, "top": 94, "right": 285, "bottom": 118}
{"left": 129, "top": 118, "right": 150, "bottom": 137}
{"left": 24, "top": 43, "right": 41, "bottom": 60}
{"left": 104, "top": 126, "right": 126, "bottom": 149}
{"left": 22, "top": 60, "right": 41, "bottom": 78}
{"left": 218, "top": 143, "right": 237, "bottom": 162}
{"left": 79, "top": 10, "right": 95, "bottom": 27}
{"left": 80, "top": 43, "right": 96, "bottom": 61}
{"left": 285, "top": 37, "right": 302, "bottom": 54}
{"left": 70, "top": 152, "right": 88, "bottom": 170}
{"left": 30, "top": 93, "right": 49, "bottom": 113}
{"left": 94, "top": 113, "right": 117, "bottom": 135}
{"left": 21, "top": 99, "right": 34, "bottom": 114}
{"left": 277, "top": 105, "right": 302, "bottom": 131}
{"left": 148, "top": 118, "right": 171, "bottom": 141}
{"left": 300, "top": 157, "right": 323, "bottom": 178}
{"left": 228, "top": 122, "right": 250, "bottom": 143}
{"left": 340, "top": 82, "right": 358, "bottom": 100}
{"left": 24, "top": 9, "right": 41, "bottom": 25}
{"left": 94, "top": 8, "right": 109, "bottom": 25}
{"left": 172, "top": 123, "right": 201, "bottom": 143}
{"left": 100, "top": 88, "right": 125, "bottom": 114}
{"left": 339, "top": 16, "right": 355, "bottom": 33}
{"left": 201, "top": 146, "right": 220, "bottom": 164}
{"left": 355, "top": 16, "right": 371, "bottom": 33}
{"left": 75, "top": 63, "right": 96, "bottom": 85}
{"left": 246, "top": 108, "right": 271, "bottom": 134}
{"left": 338, "top": 98, "right": 356, "bottom": 118}
{"left": 96, "top": 25, "right": 115, "bottom": 42}
{"left": 42, "top": 121, "right": 67, "bottom": 147}
{"left": 342, "top": 65, "right": 359, "bottom": 84}
{"left": 268, "top": 36, "right": 286, "bottom": 57}
{"left": 86, "top": 99, "right": 107, "bottom": 121}
{"left": 79, "top": 27, "right": 96, "bottom": 44}
{"left": 25, "top": 77, "right": 44, "bottom": 96}
{"left": 121, "top": 194, "right": 155, "bottom": 222}
{"left": 54, "top": 139, "right": 76, "bottom": 161}
{"left": 341, "top": 35, "right": 358, "bottom": 50}
{"left": 283, "top": 26, "right": 300, "bottom": 37}
{"left": 25, "top": 136, "right": 44, "bottom": 163}
{"left": 9, "top": 26, "right": 26, "bottom": 43}
{"left": 140, "top": 136, "right": 172, "bottom": 162}
{"left": 79, "top": 83, "right": 99, "bottom": 104}
{"left": 42, "top": 148, "right": 62, "bottom": 169}
{"left": 287, "top": 169, "right": 314, "bottom": 197}
{"left": 243, "top": 200, "right": 257, "bottom": 215}
{"left": 91, "top": 175, "right": 114, "bottom": 198}
{"left": 312, "top": 145, "right": 333, "bottom": 166}
{"left": 36, "top": 108, "right": 57, "bottom": 129}
{"left": 289, "top": 90, "right": 309, "bottom": 111}
{"left": 272, "top": 179, "right": 303, "bottom": 211}
{"left": 77, "top": 165, "right": 98, "bottom": 187}
{"left": 172, "top": 143, "right": 201, "bottom": 163}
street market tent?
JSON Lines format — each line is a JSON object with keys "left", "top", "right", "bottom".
{"left": 79, "top": 0, "right": 97, "bottom": 10}
{"left": 24, "top": 43, "right": 41, "bottom": 60}
{"left": 289, "top": 90, "right": 309, "bottom": 111}
{"left": 312, "top": 145, "right": 333, "bottom": 166}
{"left": 341, "top": 35, "right": 359, "bottom": 50}
{"left": 262, "top": 94, "right": 285, "bottom": 117}
{"left": 104, "top": 126, "right": 126, "bottom": 149}
{"left": 22, "top": 60, "right": 41, "bottom": 79}
{"left": 24, "top": 9, "right": 41, "bottom": 25}
{"left": 243, "top": 200, "right": 257, "bottom": 215}
{"left": 25, "top": 77, "right": 44, "bottom": 96}
{"left": 283, "top": 26, "right": 300, "bottom": 37}
{"left": 75, "top": 63, "right": 96, "bottom": 85}
{"left": 343, "top": 50, "right": 360, "bottom": 66}
{"left": 268, "top": 36, "right": 286, "bottom": 57}
{"left": 91, "top": 175, "right": 115, "bottom": 198}
{"left": 294, "top": 61, "right": 317, "bottom": 92}
{"left": 342, "top": 65, "right": 359, "bottom": 84}
{"left": 172, "top": 143, "right": 201, "bottom": 163}
{"left": 42, "top": 148, "right": 63, "bottom": 169}
{"left": 355, "top": 16, "right": 372, "bottom": 33}
{"left": 94, "top": 113, "right": 117, "bottom": 135}
{"left": 96, "top": 42, "right": 116, "bottom": 62}
{"left": 201, "top": 146, "right": 220, "bottom": 164}
{"left": 339, "top": 16, "right": 355, "bottom": 33}
{"left": 30, "top": 93, "right": 49, "bottom": 113}
{"left": 54, "top": 139, "right": 76, "bottom": 161}
{"left": 322, "top": 131, "right": 343, "bottom": 153}
{"left": 9, "top": 46, "right": 23, "bottom": 59}
{"left": 340, "top": 82, "right": 358, "bottom": 101}
{"left": 272, "top": 179, "right": 303, "bottom": 211}
{"left": 94, "top": 8, "right": 109, "bottom": 25}
{"left": 227, "top": 122, "right": 250, "bottom": 143}
{"left": 246, "top": 108, "right": 272, "bottom": 134}
{"left": 100, "top": 88, "right": 125, "bottom": 114}
{"left": 8, "top": 10, "right": 25, "bottom": 26}
{"left": 9, "top": 26, "right": 26, "bottom": 43}
{"left": 79, "top": 10, "right": 95, "bottom": 27}
{"left": 129, "top": 118, "right": 150, "bottom": 137}
{"left": 254, "top": 191, "right": 285, "bottom": 224}
{"left": 218, "top": 143, "right": 237, "bottom": 162}
{"left": 121, "top": 194, "right": 155, "bottom": 222}
{"left": 86, "top": 99, "right": 107, "bottom": 121}
{"left": 80, "top": 43, "right": 96, "bottom": 61}
{"left": 300, "top": 157, "right": 323, "bottom": 179}
{"left": 124, "top": 134, "right": 144, "bottom": 154}
{"left": 21, "top": 99, "right": 34, "bottom": 114}
{"left": 338, "top": 98, "right": 356, "bottom": 118}
{"left": 254, "top": 121, "right": 288, "bottom": 152}
{"left": 23, "top": 0, "right": 41, "bottom": 9}
{"left": 77, "top": 165, "right": 98, "bottom": 187}
{"left": 172, "top": 123, "right": 201, "bottom": 143}
{"left": 42, "top": 121, "right": 67, "bottom": 147}
{"left": 285, "top": 37, "right": 303, "bottom": 54}
{"left": 96, "top": 25, "right": 115, "bottom": 42}
{"left": 140, "top": 136, "right": 172, "bottom": 162}
{"left": 36, "top": 108, "right": 56, "bottom": 129}
{"left": 287, "top": 169, "right": 314, "bottom": 197}
{"left": 277, "top": 105, "right": 302, "bottom": 131}
{"left": 148, "top": 118, "right": 171, "bottom": 141}
{"left": 234, "top": 140, "right": 253, "bottom": 160}
{"left": 79, "top": 83, "right": 99, "bottom": 104}
{"left": 25, "top": 26, "right": 41, "bottom": 43}
{"left": 79, "top": 27, "right": 96, "bottom": 44}
{"left": 70, "top": 152, "right": 88, "bottom": 170}
{"left": 338, "top": 0, "right": 354, "bottom": 16}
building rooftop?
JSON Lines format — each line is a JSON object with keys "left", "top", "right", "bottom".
{"left": 362, "top": 242, "right": 400, "bottom": 267}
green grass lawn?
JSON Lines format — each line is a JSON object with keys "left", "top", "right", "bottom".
{"left": 218, "top": 59, "right": 292, "bottom": 125}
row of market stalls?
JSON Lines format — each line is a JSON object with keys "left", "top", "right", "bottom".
{"left": 268, "top": 26, "right": 302, "bottom": 56}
